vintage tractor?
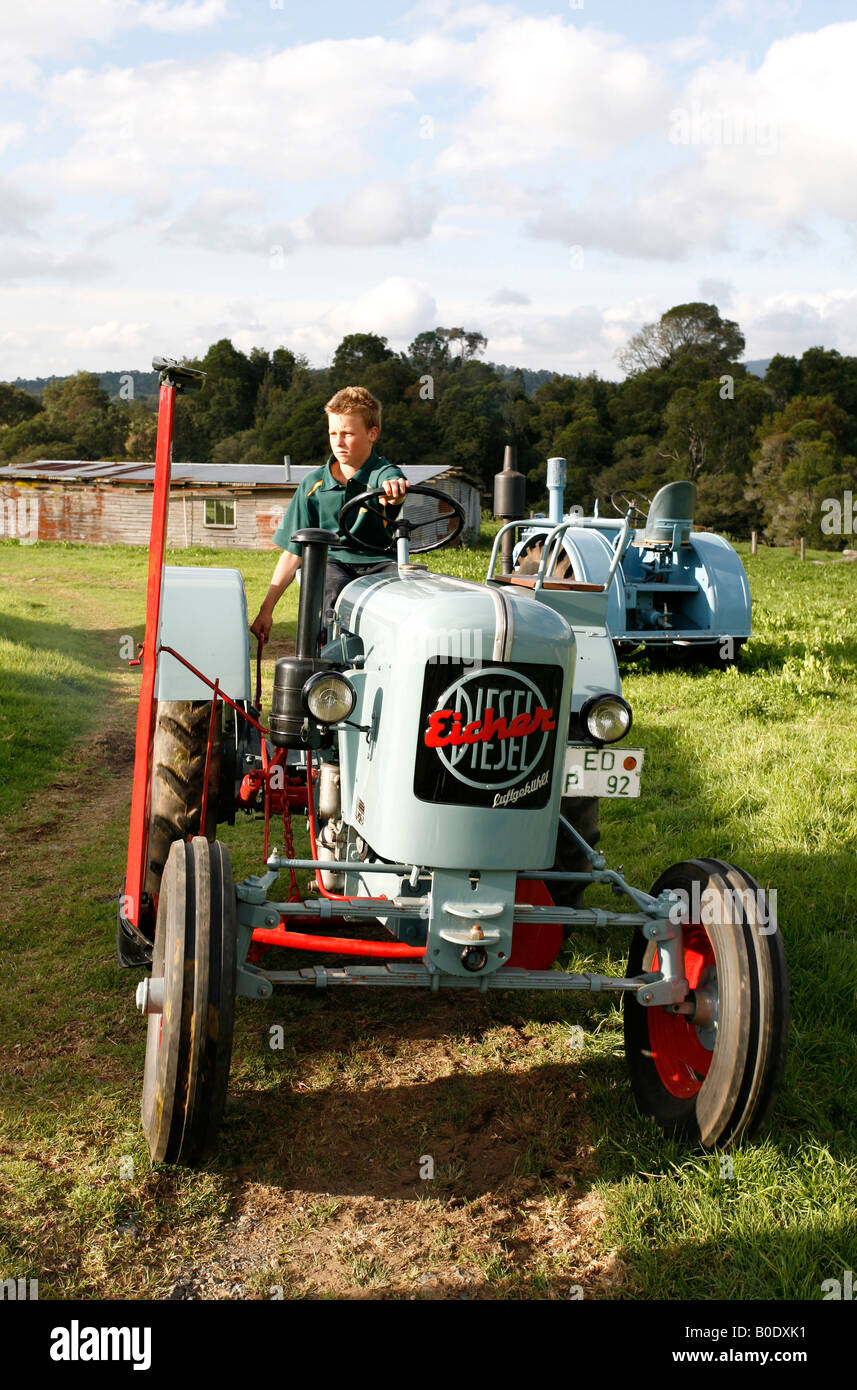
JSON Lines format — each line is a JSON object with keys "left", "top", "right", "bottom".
{"left": 512, "top": 460, "right": 752, "bottom": 665}
{"left": 119, "top": 358, "right": 788, "bottom": 1166}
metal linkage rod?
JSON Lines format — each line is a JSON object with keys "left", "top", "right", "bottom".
{"left": 260, "top": 964, "right": 649, "bottom": 991}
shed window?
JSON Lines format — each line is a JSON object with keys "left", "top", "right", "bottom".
{"left": 204, "top": 498, "right": 236, "bottom": 528}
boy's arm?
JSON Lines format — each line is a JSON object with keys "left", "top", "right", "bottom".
{"left": 250, "top": 481, "right": 310, "bottom": 641}
{"left": 250, "top": 548, "right": 301, "bottom": 643}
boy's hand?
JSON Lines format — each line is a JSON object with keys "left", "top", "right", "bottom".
{"left": 379, "top": 477, "right": 408, "bottom": 506}
{"left": 250, "top": 607, "right": 273, "bottom": 643}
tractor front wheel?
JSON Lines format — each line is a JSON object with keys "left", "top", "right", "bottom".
{"left": 141, "top": 836, "right": 236, "bottom": 1165}
{"left": 623, "top": 859, "right": 789, "bottom": 1147}
{"left": 144, "top": 700, "right": 222, "bottom": 903}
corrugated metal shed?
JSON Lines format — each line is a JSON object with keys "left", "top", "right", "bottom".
{"left": 0, "top": 460, "right": 465, "bottom": 486}
{"left": 0, "top": 459, "right": 482, "bottom": 549}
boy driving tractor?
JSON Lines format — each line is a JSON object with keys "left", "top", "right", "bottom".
{"left": 250, "top": 386, "right": 408, "bottom": 643}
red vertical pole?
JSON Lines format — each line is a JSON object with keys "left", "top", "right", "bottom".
{"left": 123, "top": 379, "right": 176, "bottom": 930}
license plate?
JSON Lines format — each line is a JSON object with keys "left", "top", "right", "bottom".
{"left": 562, "top": 746, "right": 644, "bottom": 797}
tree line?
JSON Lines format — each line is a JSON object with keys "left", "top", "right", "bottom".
{"left": 1, "top": 305, "right": 855, "bottom": 547}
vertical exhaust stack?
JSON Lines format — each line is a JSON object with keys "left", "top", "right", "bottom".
{"left": 292, "top": 528, "right": 338, "bottom": 658}
{"left": 547, "top": 456, "right": 567, "bottom": 526}
{"left": 269, "top": 528, "right": 338, "bottom": 748}
{"left": 493, "top": 444, "right": 526, "bottom": 576}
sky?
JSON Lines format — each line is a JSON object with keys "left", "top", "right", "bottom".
{"left": 1, "top": 0, "right": 856, "bottom": 382}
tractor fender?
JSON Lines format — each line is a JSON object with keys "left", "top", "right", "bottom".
{"left": 514, "top": 525, "right": 628, "bottom": 638}
{"left": 679, "top": 533, "right": 752, "bottom": 639}
{"left": 154, "top": 566, "right": 251, "bottom": 701}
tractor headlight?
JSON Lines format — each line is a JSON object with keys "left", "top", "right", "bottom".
{"left": 302, "top": 672, "right": 356, "bottom": 724}
{"left": 580, "top": 694, "right": 632, "bottom": 744}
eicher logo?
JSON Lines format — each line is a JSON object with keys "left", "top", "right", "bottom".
{"left": 50, "top": 1321, "right": 151, "bottom": 1371}
{"left": 414, "top": 660, "right": 562, "bottom": 809}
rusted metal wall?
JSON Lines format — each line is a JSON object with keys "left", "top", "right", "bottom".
{"left": 0, "top": 475, "right": 480, "bottom": 548}
{"left": 0, "top": 481, "right": 292, "bottom": 549}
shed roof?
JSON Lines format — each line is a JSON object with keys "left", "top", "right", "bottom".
{"left": 0, "top": 459, "right": 470, "bottom": 487}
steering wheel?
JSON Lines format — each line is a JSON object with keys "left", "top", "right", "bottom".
{"left": 338, "top": 484, "right": 466, "bottom": 556}
{"left": 610, "top": 489, "right": 652, "bottom": 520}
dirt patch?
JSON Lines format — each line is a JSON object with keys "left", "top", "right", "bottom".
{"left": 166, "top": 1182, "right": 620, "bottom": 1300}
{"left": 0, "top": 708, "right": 136, "bottom": 867}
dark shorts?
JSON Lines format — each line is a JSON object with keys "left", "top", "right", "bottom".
{"left": 323, "top": 559, "right": 398, "bottom": 620}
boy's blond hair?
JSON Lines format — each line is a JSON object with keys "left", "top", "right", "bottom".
{"left": 325, "top": 385, "right": 381, "bottom": 434}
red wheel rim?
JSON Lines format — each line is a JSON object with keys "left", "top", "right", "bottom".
{"left": 648, "top": 924, "right": 716, "bottom": 1099}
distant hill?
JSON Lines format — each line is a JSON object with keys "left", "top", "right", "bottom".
{"left": 5, "top": 369, "right": 160, "bottom": 402}
{"left": 487, "top": 363, "right": 557, "bottom": 395}
{"left": 744, "top": 358, "right": 771, "bottom": 379}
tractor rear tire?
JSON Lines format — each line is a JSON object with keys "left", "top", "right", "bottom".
{"left": 516, "top": 537, "right": 573, "bottom": 579}
{"left": 143, "top": 701, "right": 222, "bottom": 904}
{"left": 623, "top": 859, "right": 789, "bottom": 1148}
{"left": 552, "top": 795, "right": 600, "bottom": 916}
{"left": 141, "top": 837, "right": 236, "bottom": 1165}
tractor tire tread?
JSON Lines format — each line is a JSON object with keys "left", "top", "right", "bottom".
{"left": 143, "top": 701, "right": 221, "bottom": 902}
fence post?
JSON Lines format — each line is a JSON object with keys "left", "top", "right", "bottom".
{"left": 751, "top": 531, "right": 757, "bottom": 555}
{"left": 800, "top": 536, "right": 806, "bottom": 561}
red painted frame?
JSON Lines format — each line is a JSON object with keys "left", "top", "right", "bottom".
{"left": 123, "top": 379, "right": 175, "bottom": 930}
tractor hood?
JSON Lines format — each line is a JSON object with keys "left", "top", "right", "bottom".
{"left": 333, "top": 566, "right": 577, "bottom": 871}
{"left": 336, "top": 565, "right": 574, "bottom": 671}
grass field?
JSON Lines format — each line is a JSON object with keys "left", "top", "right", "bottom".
{"left": 1, "top": 533, "right": 855, "bottom": 1301}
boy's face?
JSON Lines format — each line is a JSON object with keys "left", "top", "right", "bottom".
{"left": 328, "top": 412, "right": 379, "bottom": 471}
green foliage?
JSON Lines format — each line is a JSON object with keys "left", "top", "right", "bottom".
{"left": 0, "top": 383, "right": 42, "bottom": 429}
{"left": 5, "top": 306, "right": 857, "bottom": 543}
{"left": 618, "top": 302, "right": 745, "bottom": 375}
{"left": 748, "top": 395, "right": 856, "bottom": 546}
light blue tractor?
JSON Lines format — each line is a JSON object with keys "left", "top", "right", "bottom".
{"left": 123, "top": 360, "right": 787, "bottom": 1168}
{"left": 512, "top": 460, "right": 752, "bottom": 665}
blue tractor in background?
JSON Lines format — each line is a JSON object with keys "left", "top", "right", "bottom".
{"left": 512, "top": 461, "right": 752, "bottom": 665}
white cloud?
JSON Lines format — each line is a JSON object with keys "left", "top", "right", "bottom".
{"left": 0, "top": 246, "right": 110, "bottom": 282}
{"left": 525, "top": 173, "right": 733, "bottom": 261}
{"left": 129, "top": 0, "right": 227, "bottom": 33}
{"left": 491, "top": 288, "right": 530, "bottom": 306}
{"left": 735, "top": 288, "right": 857, "bottom": 358}
{"left": 32, "top": 38, "right": 440, "bottom": 199}
{"left": 662, "top": 35, "right": 711, "bottom": 63}
{"left": 305, "top": 182, "right": 438, "bottom": 246}
{"left": 0, "top": 123, "right": 26, "bottom": 155}
{"left": 435, "top": 19, "right": 667, "bottom": 170}
{"left": 672, "top": 22, "right": 857, "bottom": 226}
{"left": 699, "top": 278, "right": 735, "bottom": 307}
{"left": 162, "top": 188, "right": 296, "bottom": 256}
{"left": 324, "top": 276, "right": 437, "bottom": 343}
{"left": 0, "top": 179, "right": 50, "bottom": 238}
{"left": 0, "top": 0, "right": 224, "bottom": 79}
{"left": 63, "top": 319, "right": 149, "bottom": 352}
{"left": 0, "top": 1, "right": 121, "bottom": 62}
{"left": 704, "top": 0, "right": 802, "bottom": 24}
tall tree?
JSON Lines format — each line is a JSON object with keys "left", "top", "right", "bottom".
{"left": 618, "top": 303, "right": 745, "bottom": 375}
{"left": 330, "top": 333, "right": 393, "bottom": 387}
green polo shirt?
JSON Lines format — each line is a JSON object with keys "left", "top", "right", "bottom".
{"left": 273, "top": 448, "right": 405, "bottom": 564}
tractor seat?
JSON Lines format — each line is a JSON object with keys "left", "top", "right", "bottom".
{"left": 491, "top": 576, "right": 603, "bottom": 592}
